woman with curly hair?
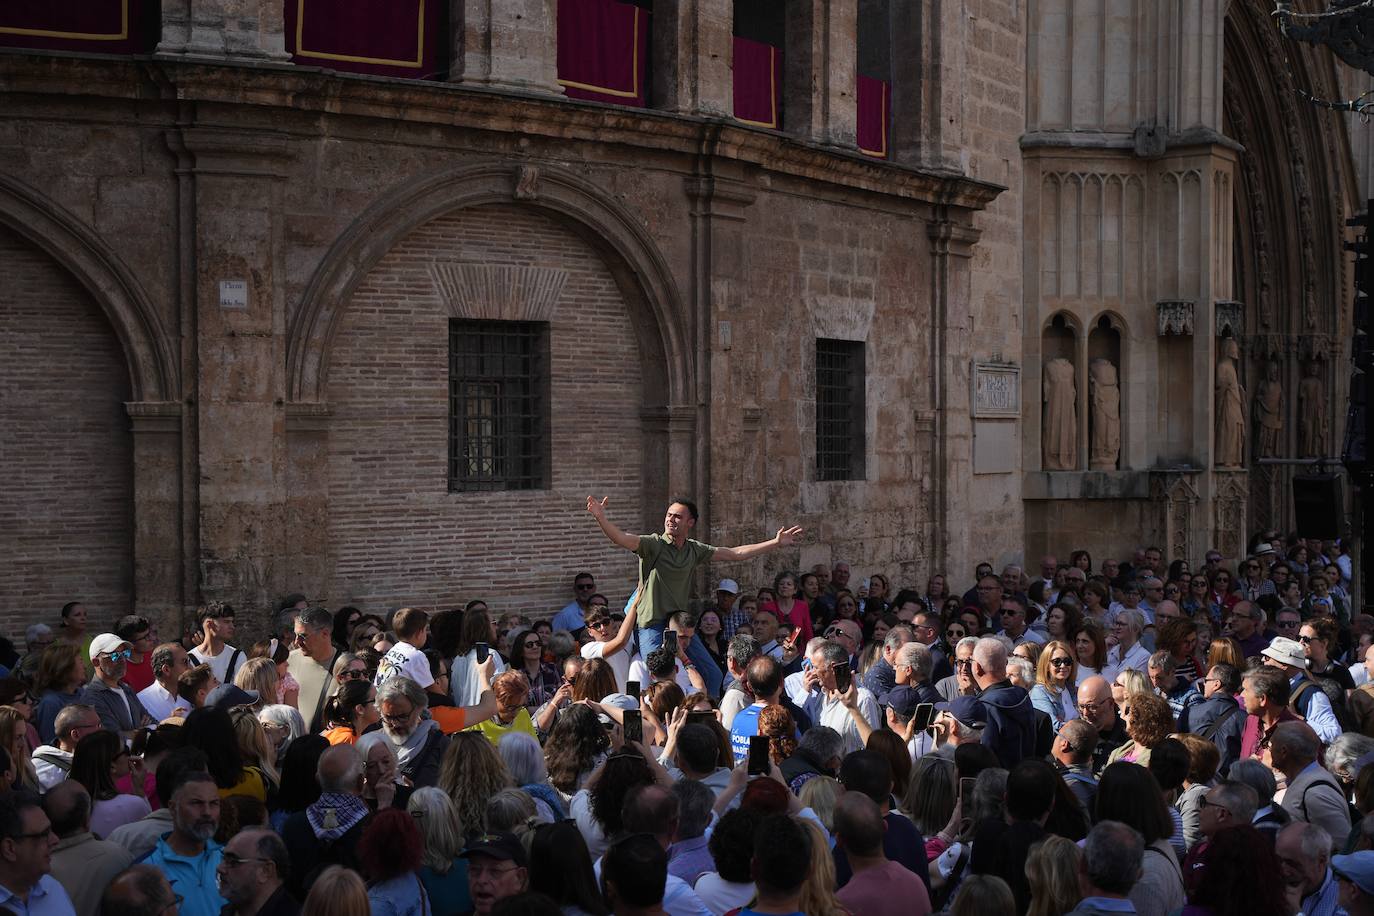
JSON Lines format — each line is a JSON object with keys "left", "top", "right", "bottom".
{"left": 437, "top": 731, "right": 512, "bottom": 838}
{"left": 357, "top": 808, "right": 430, "bottom": 916}
{"left": 573, "top": 746, "right": 668, "bottom": 859}
{"left": 544, "top": 703, "right": 609, "bottom": 797}
{"left": 757, "top": 704, "right": 798, "bottom": 768}
{"left": 1107, "top": 692, "right": 1176, "bottom": 767}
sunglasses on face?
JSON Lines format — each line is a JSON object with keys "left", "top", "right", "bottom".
{"left": 339, "top": 669, "right": 369, "bottom": 681}
{"left": 103, "top": 651, "right": 132, "bottom": 663}
{"left": 522, "top": 641, "right": 541, "bottom": 649}
{"left": 1050, "top": 657, "right": 1073, "bottom": 668}
{"left": 946, "top": 629, "right": 966, "bottom": 639}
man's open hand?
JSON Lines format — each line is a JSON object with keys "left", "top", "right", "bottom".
{"left": 775, "top": 526, "right": 804, "bottom": 546}
{"left": 587, "top": 495, "right": 609, "bottom": 518}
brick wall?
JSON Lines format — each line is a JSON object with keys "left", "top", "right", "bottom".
{"left": 325, "top": 205, "right": 646, "bottom": 619}
{"left": 0, "top": 225, "right": 134, "bottom": 635}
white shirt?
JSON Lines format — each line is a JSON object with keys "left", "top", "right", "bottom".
{"left": 188, "top": 643, "right": 239, "bottom": 685}
{"left": 31, "top": 745, "right": 71, "bottom": 791}
{"left": 450, "top": 648, "right": 506, "bottom": 707}
{"left": 627, "top": 656, "right": 695, "bottom": 694}
{"left": 1102, "top": 640, "right": 1152, "bottom": 682}
{"left": 136, "top": 681, "right": 188, "bottom": 723}
{"left": 784, "top": 669, "right": 812, "bottom": 705}
{"left": 375, "top": 641, "right": 433, "bottom": 689}
{"left": 581, "top": 640, "right": 631, "bottom": 692}
{"left": 693, "top": 874, "right": 755, "bottom": 915}
{"left": 813, "top": 687, "right": 881, "bottom": 755}
{"left": 719, "top": 688, "right": 749, "bottom": 729}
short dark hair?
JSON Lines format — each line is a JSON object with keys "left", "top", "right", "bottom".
{"left": 1146, "top": 738, "right": 1190, "bottom": 793}
{"left": 102, "top": 865, "right": 176, "bottom": 916}
{"left": 621, "top": 784, "right": 678, "bottom": 839}
{"left": 0, "top": 790, "right": 42, "bottom": 841}
{"left": 838, "top": 750, "right": 893, "bottom": 805}
{"left": 675, "top": 724, "right": 720, "bottom": 776}
{"left": 1005, "top": 758, "right": 1057, "bottom": 821}
{"left": 752, "top": 814, "right": 810, "bottom": 895}
{"left": 115, "top": 616, "right": 150, "bottom": 641}
{"left": 668, "top": 498, "right": 699, "bottom": 521}
{"left": 1243, "top": 666, "right": 1291, "bottom": 706}
{"left": 154, "top": 748, "right": 210, "bottom": 808}
{"left": 645, "top": 648, "right": 676, "bottom": 679}
{"left": 1095, "top": 762, "right": 1175, "bottom": 845}
{"left": 1210, "top": 663, "right": 1241, "bottom": 694}
{"left": 602, "top": 833, "right": 667, "bottom": 908}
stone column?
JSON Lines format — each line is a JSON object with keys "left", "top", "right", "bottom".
{"left": 784, "top": 0, "right": 858, "bottom": 149}
{"left": 929, "top": 213, "right": 982, "bottom": 575}
{"left": 450, "top": 0, "right": 562, "bottom": 95}
{"left": 652, "top": 0, "right": 734, "bottom": 116}
{"left": 890, "top": 0, "right": 964, "bottom": 169}
{"left": 158, "top": 0, "right": 289, "bottom": 60}
{"left": 172, "top": 126, "right": 293, "bottom": 629}
{"left": 126, "top": 402, "right": 186, "bottom": 631}
{"left": 285, "top": 404, "right": 332, "bottom": 606}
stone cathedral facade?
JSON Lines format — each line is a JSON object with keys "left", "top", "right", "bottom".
{"left": 0, "top": 0, "right": 1363, "bottom": 633}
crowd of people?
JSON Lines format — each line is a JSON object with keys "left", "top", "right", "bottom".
{"left": 0, "top": 500, "right": 1371, "bottom": 916}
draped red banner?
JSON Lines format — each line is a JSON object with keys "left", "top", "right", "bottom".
{"left": 0, "top": 0, "right": 151, "bottom": 54}
{"left": 733, "top": 36, "right": 782, "bottom": 129}
{"left": 857, "top": 75, "right": 891, "bottom": 159}
{"left": 556, "top": 0, "right": 649, "bottom": 107}
{"left": 286, "top": 0, "right": 442, "bottom": 80}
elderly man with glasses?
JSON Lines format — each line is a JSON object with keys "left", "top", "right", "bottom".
{"left": 358, "top": 677, "right": 449, "bottom": 790}
{"left": 936, "top": 636, "right": 980, "bottom": 702}
{"left": 1224, "top": 600, "right": 1274, "bottom": 659}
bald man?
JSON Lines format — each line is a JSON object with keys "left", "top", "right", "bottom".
{"left": 46, "top": 780, "right": 133, "bottom": 916}
{"left": 1076, "top": 675, "right": 1128, "bottom": 774}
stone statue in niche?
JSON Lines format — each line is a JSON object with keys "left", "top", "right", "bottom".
{"left": 1253, "top": 360, "right": 1284, "bottom": 459}
{"left": 1043, "top": 357, "right": 1077, "bottom": 470}
{"left": 1089, "top": 358, "right": 1121, "bottom": 470}
{"left": 1299, "top": 360, "right": 1328, "bottom": 457}
{"left": 1215, "top": 338, "right": 1246, "bottom": 468}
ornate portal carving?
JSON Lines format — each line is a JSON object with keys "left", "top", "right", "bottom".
{"left": 1299, "top": 360, "right": 1329, "bottom": 457}
{"left": 1157, "top": 300, "right": 1195, "bottom": 336}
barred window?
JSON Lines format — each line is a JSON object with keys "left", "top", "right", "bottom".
{"left": 815, "top": 338, "right": 866, "bottom": 481}
{"left": 449, "top": 320, "right": 550, "bottom": 491}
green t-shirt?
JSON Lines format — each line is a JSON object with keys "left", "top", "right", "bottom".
{"left": 634, "top": 533, "right": 717, "bottom": 626}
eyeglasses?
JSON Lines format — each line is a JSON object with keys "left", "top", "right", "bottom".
{"left": 468, "top": 863, "right": 521, "bottom": 879}
{"left": 955, "top": 659, "right": 974, "bottom": 670}
{"left": 1079, "top": 701, "right": 1106, "bottom": 713}
{"left": 575, "top": 583, "right": 596, "bottom": 591}
{"left": 339, "top": 669, "right": 369, "bottom": 681}
{"left": 1277, "top": 619, "right": 1300, "bottom": 629}
{"left": 220, "top": 853, "right": 269, "bottom": 868}
{"left": 381, "top": 709, "right": 415, "bottom": 726}
{"left": 13, "top": 826, "right": 53, "bottom": 842}
{"left": 1050, "top": 658, "right": 1073, "bottom": 668}
{"left": 1197, "top": 796, "right": 1232, "bottom": 814}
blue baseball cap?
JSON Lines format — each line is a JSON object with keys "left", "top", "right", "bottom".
{"left": 936, "top": 696, "right": 987, "bottom": 729}
{"left": 1333, "top": 852, "right": 1374, "bottom": 895}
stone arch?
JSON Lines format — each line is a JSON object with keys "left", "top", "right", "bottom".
{"left": 0, "top": 174, "right": 176, "bottom": 403}
{"left": 288, "top": 163, "right": 689, "bottom": 407}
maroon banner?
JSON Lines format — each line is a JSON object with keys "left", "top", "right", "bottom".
{"left": 857, "top": 75, "right": 890, "bottom": 159}
{"left": 0, "top": 0, "right": 151, "bottom": 54}
{"left": 557, "top": 0, "right": 649, "bottom": 107}
{"left": 733, "top": 36, "right": 782, "bottom": 129}
{"left": 286, "top": 0, "right": 442, "bottom": 80}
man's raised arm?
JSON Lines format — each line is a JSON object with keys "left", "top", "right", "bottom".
{"left": 586, "top": 495, "right": 639, "bottom": 551}
{"left": 714, "top": 525, "right": 805, "bottom": 562}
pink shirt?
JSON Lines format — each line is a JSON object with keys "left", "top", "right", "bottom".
{"left": 836, "top": 859, "right": 932, "bottom": 916}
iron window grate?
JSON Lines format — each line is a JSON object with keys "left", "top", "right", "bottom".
{"left": 449, "top": 319, "right": 550, "bottom": 491}
{"left": 816, "top": 338, "right": 865, "bottom": 481}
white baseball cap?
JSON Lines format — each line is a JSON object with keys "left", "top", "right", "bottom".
{"left": 717, "top": 579, "right": 740, "bottom": 595}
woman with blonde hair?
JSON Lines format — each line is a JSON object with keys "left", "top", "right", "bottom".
{"left": 408, "top": 787, "right": 471, "bottom": 914}
{"left": 953, "top": 874, "right": 1016, "bottom": 916}
{"left": 231, "top": 707, "right": 280, "bottom": 791}
{"left": 234, "top": 658, "right": 278, "bottom": 712}
{"left": 1026, "top": 835, "right": 1082, "bottom": 916}
{"left": 437, "top": 731, "right": 513, "bottom": 836}
{"left": 795, "top": 817, "right": 848, "bottom": 916}
{"left": 0, "top": 707, "right": 38, "bottom": 791}
{"left": 798, "top": 776, "right": 843, "bottom": 832}
{"left": 1031, "top": 640, "right": 1079, "bottom": 732}
{"left": 1111, "top": 668, "right": 1151, "bottom": 708}
{"left": 302, "top": 865, "right": 370, "bottom": 916}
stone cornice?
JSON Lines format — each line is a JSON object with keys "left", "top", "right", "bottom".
{"left": 0, "top": 52, "right": 1004, "bottom": 213}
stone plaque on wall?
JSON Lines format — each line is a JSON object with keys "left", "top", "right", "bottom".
{"left": 972, "top": 362, "right": 1021, "bottom": 418}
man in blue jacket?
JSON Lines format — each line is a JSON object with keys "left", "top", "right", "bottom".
{"left": 971, "top": 637, "right": 1037, "bottom": 768}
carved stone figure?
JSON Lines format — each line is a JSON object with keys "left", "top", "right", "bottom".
{"left": 1043, "top": 357, "right": 1077, "bottom": 470}
{"left": 1299, "top": 361, "right": 1328, "bottom": 458}
{"left": 1253, "top": 360, "right": 1283, "bottom": 459}
{"left": 1215, "top": 338, "right": 1246, "bottom": 468}
{"left": 1089, "top": 358, "right": 1121, "bottom": 470}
